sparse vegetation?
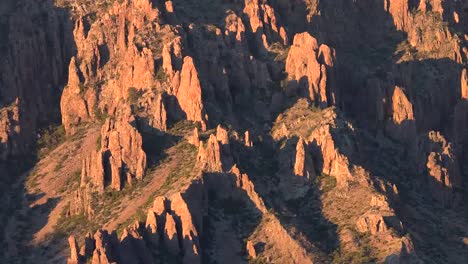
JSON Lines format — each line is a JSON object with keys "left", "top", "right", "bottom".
{"left": 78, "top": 83, "right": 86, "bottom": 95}
{"left": 156, "top": 67, "right": 167, "bottom": 82}
{"left": 60, "top": 170, "right": 81, "bottom": 193}
{"left": 158, "top": 141, "right": 197, "bottom": 193}
{"left": 331, "top": 231, "right": 377, "bottom": 264}
{"left": 316, "top": 174, "right": 337, "bottom": 193}
{"left": 96, "top": 135, "right": 102, "bottom": 151}
{"left": 36, "top": 124, "right": 66, "bottom": 158}
{"left": 94, "top": 107, "right": 108, "bottom": 124}
{"left": 127, "top": 87, "right": 143, "bottom": 105}
{"left": 54, "top": 212, "right": 99, "bottom": 240}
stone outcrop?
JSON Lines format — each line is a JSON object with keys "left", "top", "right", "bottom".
{"left": 67, "top": 235, "right": 80, "bottom": 264}
{"left": 243, "top": 0, "right": 288, "bottom": 52}
{"left": 277, "top": 137, "right": 316, "bottom": 200}
{"left": 417, "top": 131, "right": 462, "bottom": 205}
{"left": 197, "top": 127, "right": 233, "bottom": 172}
{"left": 356, "top": 212, "right": 389, "bottom": 235}
{"left": 176, "top": 57, "right": 207, "bottom": 128}
{"left": 81, "top": 150, "right": 105, "bottom": 190}
{"left": 197, "top": 134, "right": 223, "bottom": 172}
{"left": 246, "top": 240, "right": 257, "bottom": 259}
{"left": 161, "top": 38, "right": 208, "bottom": 130}
{"left": 188, "top": 127, "right": 200, "bottom": 147}
{"left": 137, "top": 91, "right": 167, "bottom": 132}
{"left": 385, "top": 0, "right": 413, "bottom": 31}
{"left": 385, "top": 86, "right": 416, "bottom": 144}
{"left": 81, "top": 114, "right": 146, "bottom": 191}
{"left": 229, "top": 165, "right": 267, "bottom": 213}
{"left": 69, "top": 184, "right": 203, "bottom": 264}
{"left": 285, "top": 32, "right": 336, "bottom": 107}
{"left": 462, "top": 68, "right": 468, "bottom": 99}
{"left": 93, "top": 230, "right": 115, "bottom": 264}
{"left": 60, "top": 57, "right": 94, "bottom": 135}
{"left": 294, "top": 137, "right": 315, "bottom": 179}
{"left": 244, "top": 130, "right": 253, "bottom": 147}
{"left": 67, "top": 186, "right": 95, "bottom": 219}
{"left": 8, "top": 0, "right": 468, "bottom": 263}
{"left": 308, "top": 123, "right": 354, "bottom": 187}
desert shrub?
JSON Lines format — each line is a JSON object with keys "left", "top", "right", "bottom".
{"left": 37, "top": 124, "right": 66, "bottom": 157}
{"left": 316, "top": 174, "right": 337, "bottom": 193}
{"left": 156, "top": 67, "right": 167, "bottom": 82}
{"left": 78, "top": 83, "right": 86, "bottom": 95}
{"left": 94, "top": 107, "right": 108, "bottom": 124}
{"left": 96, "top": 135, "right": 102, "bottom": 151}
{"left": 127, "top": 87, "right": 143, "bottom": 105}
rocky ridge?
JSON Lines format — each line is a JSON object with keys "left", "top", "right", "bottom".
{"left": 0, "top": 0, "right": 467, "bottom": 263}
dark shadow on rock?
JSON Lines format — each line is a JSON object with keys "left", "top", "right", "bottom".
{"left": 228, "top": 134, "right": 339, "bottom": 259}
{"left": 202, "top": 171, "right": 263, "bottom": 263}
{"left": 269, "top": 1, "right": 468, "bottom": 262}
{"left": 0, "top": 0, "right": 77, "bottom": 262}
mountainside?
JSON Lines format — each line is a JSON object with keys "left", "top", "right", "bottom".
{"left": 0, "top": 0, "right": 467, "bottom": 263}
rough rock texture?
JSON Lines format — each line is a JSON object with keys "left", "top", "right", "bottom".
{"left": 4, "top": 0, "right": 468, "bottom": 263}
{"left": 285, "top": 32, "right": 336, "bottom": 107}
{"left": 243, "top": 0, "right": 288, "bottom": 52}
{"left": 137, "top": 90, "right": 167, "bottom": 132}
{"left": 0, "top": 0, "right": 72, "bottom": 160}
{"left": 197, "top": 127, "right": 235, "bottom": 173}
{"left": 385, "top": 86, "right": 416, "bottom": 144}
{"left": 229, "top": 165, "right": 267, "bottom": 213}
{"left": 81, "top": 150, "right": 105, "bottom": 190}
{"left": 67, "top": 186, "right": 95, "bottom": 219}
{"left": 462, "top": 68, "right": 468, "bottom": 99}
{"left": 246, "top": 240, "right": 257, "bottom": 259}
{"left": 244, "top": 130, "right": 253, "bottom": 147}
{"left": 294, "top": 137, "right": 315, "bottom": 179}
{"left": 81, "top": 114, "right": 146, "bottom": 191}
{"left": 61, "top": 57, "right": 93, "bottom": 135}
{"left": 277, "top": 136, "right": 316, "bottom": 200}
{"left": 308, "top": 122, "right": 354, "bottom": 187}
{"left": 69, "top": 182, "right": 204, "bottom": 264}
{"left": 176, "top": 57, "right": 207, "bottom": 128}
{"left": 67, "top": 235, "right": 80, "bottom": 264}
{"left": 418, "top": 131, "right": 462, "bottom": 205}
{"left": 356, "top": 212, "right": 389, "bottom": 235}
{"left": 188, "top": 127, "right": 200, "bottom": 147}
{"left": 161, "top": 40, "right": 208, "bottom": 130}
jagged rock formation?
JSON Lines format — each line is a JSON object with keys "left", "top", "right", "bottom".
{"left": 294, "top": 138, "right": 315, "bottom": 179}
{"left": 61, "top": 57, "right": 95, "bottom": 135}
{"left": 244, "top": 130, "right": 253, "bottom": 147}
{"left": 81, "top": 113, "right": 146, "bottom": 191}
{"left": 277, "top": 136, "right": 316, "bottom": 200}
{"left": 197, "top": 126, "right": 233, "bottom": 172}
{"left": 385, "top": 86, "right": 416, "bottom": 144}
{"left": 417, "top": 131, "right": 462, "bottom": 205}
{"left": 68, "top": 180, "right": 203, "bottom": 264}
{"left": 67, "top": 186, "right": 95, "bottom": 219}
{"left": 285, "top": 32, "right": 336, "bottom": 107}
{"left": 2, "top": 0, "right": 468, "bottom": 263}
{"left": 137, "top": 90, "right": 167, "bottom": 132}
{"left": 243, "top": 0, "right": 288, "bottom": 52}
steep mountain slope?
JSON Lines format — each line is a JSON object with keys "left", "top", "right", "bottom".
{"left": 0, "top": 0, "right": 467, "bottom": 263}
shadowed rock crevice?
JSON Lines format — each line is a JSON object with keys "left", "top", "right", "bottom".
{"left": 2, "top": 0, "right": 468, "bottom": 263}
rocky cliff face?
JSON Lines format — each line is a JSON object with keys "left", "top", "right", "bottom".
{"left": 1, "top": 0, "right": 468, "bottom": 263}
{"left": 81, "top": 109, "right": 146, "bottom": 191}
{"left": 0, "top": 0, "right": 73, "bottom": 164}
